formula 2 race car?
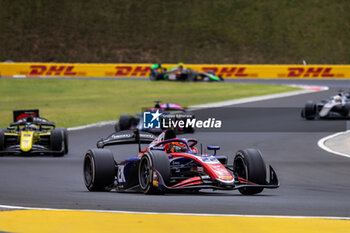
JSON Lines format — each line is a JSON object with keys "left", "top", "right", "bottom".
{"left": 0, "top": 109, "right": 68, "bottom": 156}
{"left": 301, "top": 92, "right": 350, "bottom": 120}
{"left": 149, "top": 64, "right": 224, "bottom": 82}
{"left": 83, "top": 129, "right": 279, "bottom": 195}
{"left": 115, "top": 101, "right": 195, "bottom": 134}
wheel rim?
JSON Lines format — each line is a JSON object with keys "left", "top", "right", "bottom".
{"left": 139, "top": 157, "right": 151, "bottom": 189}
{"left": 234, "top": 157, "right": 247, "bottom": 180}
{"left": 84, "top": 156, "right": 93, "bottom": 186}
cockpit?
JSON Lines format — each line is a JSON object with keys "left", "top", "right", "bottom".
{"left": 152, "top": 130, "right": 199, "bottom": 154}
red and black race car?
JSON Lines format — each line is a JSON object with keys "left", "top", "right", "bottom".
{"left": 83, "top": 129, "right": 279, "bottom": 195}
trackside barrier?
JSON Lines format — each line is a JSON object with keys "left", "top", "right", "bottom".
{"left": 0, "top": 63, "right": 350, "bottom": 78}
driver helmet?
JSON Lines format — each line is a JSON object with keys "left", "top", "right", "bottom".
{"left": 27, "top": 124, "right": 37, "bottom": 131}
{"left": 177, "top": 62, "right": 184, "bottom": 70}
{"left": 334, "top": 96, "right": 342, "bottom": 103}
{"left": 151, "top": 64, "right": 161, "bottom": 69}
{"left": 168, "top": 141, "right": 186, "bottom": 153}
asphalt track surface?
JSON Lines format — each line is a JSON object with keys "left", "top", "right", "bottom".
{"left": 0, "top": 79, "right": 349, "bottom": 217}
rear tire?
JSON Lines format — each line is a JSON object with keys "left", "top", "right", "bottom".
{"left": 118, "top": 115, "right": 134, "bottom": 131}
{"left": 203, "top": 77, "right": 210, "bottom": 82}
{"left": 150, "top": 70, "right": 161, "bottom": 81}
{"left": 0, "top": 129, "right": 4, "bottom": 151}
{"left": 304, "top": 101, "right": 316, "bottom": 120}
{"left": 138, "top": 150, "right": 170, "bottom": 194}
{"left": 344, "top": 103, "right": 350, "bottom": 117}
{"left": 234, "top": 149, "right": 267, "bottom": 195}
{"left": 184, "top": 113, "right": 195, "bottom": 133}
{"left": 114, "top": 122, "right": 120, "bottom": 131}
{"left": 187, "top": 71, "right": 197, "bottom": 82}
{"left": 84, "top": 149, "right": 115, "bottom": 191}
{"left": 184, "top": 126, "right": 195, "bottom": 133}
{"left": 50, "top": 129, "right": 64, "bottom": 157}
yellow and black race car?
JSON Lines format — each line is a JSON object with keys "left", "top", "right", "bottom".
{"left": 0, "top": 110, "right": 68, "bottom": 156}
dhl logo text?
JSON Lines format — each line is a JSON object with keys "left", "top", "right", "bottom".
{"left": 113, "top": 66, "right": 150, "bottom": 76}
{"left": 201, "top": 67, "right": 256, "bottom": 78}
{"left": 280, "top": 67, "right": 344, "bottom": 78}
{"left": 28, "top": 65, "right": 77, "bottom": 76}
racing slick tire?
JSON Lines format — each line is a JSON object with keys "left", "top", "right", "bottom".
{"left": 187, "top": 71, "right": 198, "bottom": 82}
{"left": 0, "top": 129, "right": 4, "bottom": 151}
{"left": 150, "top": 70, "right": 162, "bottom": 81}
{"left": 50, "top": 129, "right": 65, "bottom": 157}
{"left": 304, "top": 101, "right": 316, "bottom": 120}
{"left": 56, "top": 128, "right": 68, "bottom": 154}
{"left": 184, "top": 126, "right": 195, "bottom": 134}
{"left": 138, "top": 150, "right": 170, "bottom": 194}
{"left": 84, "top": 149, "right": 115, "bottom": 191}
{"left": 203, "top": 77, "right": 210, "bottom": 82}
{"left": 117, "top": 114, "right": 134, "bottom": 131}
{"left": 114, "top": 122, "right": 120, "bottom": 131}
{"left": 344, "top": 103, "right": 350, "bottom": 116}
{"left": 234, "top": 149, "right": 267, "bottom": 195}
{"left": 184, "top": 113, "right": 195, "bottom": 133}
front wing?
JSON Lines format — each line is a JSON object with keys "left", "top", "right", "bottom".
{"left": 0, "top": 145, "right": 64, "bottom": 155}
{"left": 152, "top": 165, "right": 279, "bottom": 192}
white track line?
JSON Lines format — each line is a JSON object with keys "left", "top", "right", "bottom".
{"left": 190, "top": 88, "right": 320, "bottom": 109}
{"left": 317, "top": 130, "right": 350, "bottom": 158}
{"left": 68, "top": 120, "right": 115, "bottom": 131}
{"left": 0, "top": 204, "right": 349, "bottom": 220}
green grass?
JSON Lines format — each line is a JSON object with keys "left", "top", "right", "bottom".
{"left": 0, "top": 0, "right": 349, "bottom": 64}
{"left": 0, "top": 79, "right": 298, "bottom": 128}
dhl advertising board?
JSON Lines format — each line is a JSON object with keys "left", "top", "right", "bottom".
{"left": 0, "top": 63, "right": 349, "bottom": 79}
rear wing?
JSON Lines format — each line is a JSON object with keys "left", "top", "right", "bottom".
{"left": 13, "top": 109, "right": 40, "bottom": 122}
{"left": 97, "top": 129, "right": 156, "bottom": 150}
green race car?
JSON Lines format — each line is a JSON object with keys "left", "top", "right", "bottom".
{"left": 149, "top": 63, "right": 224, "bottom": 82}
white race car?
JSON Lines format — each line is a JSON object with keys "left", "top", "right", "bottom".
{"left": 301, "top": 92, "right": 350, "bottom": 120}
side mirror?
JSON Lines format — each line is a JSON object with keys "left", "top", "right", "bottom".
{"left": 7, "top": 126, "right": 15, "bottom": 131}
{"left": 97, "top": 140, "right": 104, "bottom": 148}
{"left": 207, "top": 146, "right": 220, "bottom": 156}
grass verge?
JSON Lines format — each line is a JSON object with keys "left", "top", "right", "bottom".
{"left": 0, "top": 79, "right": 298, "bottom": 128}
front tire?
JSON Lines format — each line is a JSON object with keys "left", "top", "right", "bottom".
{"left": 56, "top": 128, "right": 68, "bottom": 154}
{"left": 234, "top": 149, "right": 267, "bottom": 195}
{"left": 50, "top": 129, "right": 64, "bottom": 157}
{"left": 84, "top": 149, "right": 115, "bottom": 191}
{"left": 304, "top": 101, "right": 316, "bottom": 120}
{"left": 138, "top": 150, "right": 170, "bottom": 194}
